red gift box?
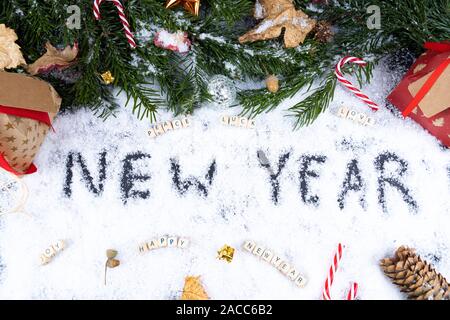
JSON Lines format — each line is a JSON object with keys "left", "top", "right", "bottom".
{"left": 387, "top": 42, "right": 450, "bottom": 147}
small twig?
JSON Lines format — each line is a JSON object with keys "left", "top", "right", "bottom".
{"left": 104, "top": 261, "right": 108, "bottom": 286}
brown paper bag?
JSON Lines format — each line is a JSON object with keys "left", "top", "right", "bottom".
{"left": 0, "top": 71, "right": 61, "bottom": 174}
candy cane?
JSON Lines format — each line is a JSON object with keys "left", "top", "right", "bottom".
{"left": 335, "top": 56, "right": 379, "bottom": 111}
{"left": 322, "top": 243, "right": 358, "bottom": 300}
{"left": 346, "top": 282, "right": 358, "bottom": 300}
{"left": 93, "top": 0, "right": 137, "bottom": 48}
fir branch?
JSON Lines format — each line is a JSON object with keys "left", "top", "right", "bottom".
{"left": 288, "top": 73, "right": 337, "bottom": 128}
{"left": 322, "top": 0, "right": 450, "bottom": 54}
{"left": 195, "top": 38, "right": 300, "bottom": 78}
{"left": 3, "top": 0, "right": 449, "bottom": 127}
{"left": 239, "top": 75, "right": 313, "bottom": 118}
{"left": 204, "top": 0, "right": 253, "bottom": 26}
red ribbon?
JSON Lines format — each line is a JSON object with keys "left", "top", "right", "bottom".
{"left": 0, "top": 155, "right": 37, "bottom": 175}
{"left": 424, "top": 41, "right": 450, "bottom": 52}
{"left": 0, "top": 105, "right": 52, "bottom": 127}
{"left": 0, "top": 104, "right": 52, "bottom": 175}
{"left": 402, "top": 42, "right": 450, "bottom": 117}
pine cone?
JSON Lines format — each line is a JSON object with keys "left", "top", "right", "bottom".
{"left": 380, "top": 246, "right": 450, "bottom": 300}
{"left": 314, "top": 21, "right": 333, "bottom": 43}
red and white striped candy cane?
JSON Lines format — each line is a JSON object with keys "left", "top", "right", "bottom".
{"left": 93, "top": 0, "right": 137, "bottom": 48}
{"left": 335, "top": 56, "right": 379, "bottom": 111}
{"left": 322, "top": 243, "right": 359, "bottom": 300}
{"left": 346, "top": 282, "right": 358, "bottom": 300}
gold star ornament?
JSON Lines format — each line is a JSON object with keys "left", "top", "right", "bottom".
{"left": 165, "top": 0, "right": 201, "bottom": 16}
{"left": 100, "top": 71, "right": 115, "bottom": 85}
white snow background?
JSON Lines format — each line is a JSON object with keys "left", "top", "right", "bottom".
{"left": 0, "top": 64, "right": 449, "bottom": 300}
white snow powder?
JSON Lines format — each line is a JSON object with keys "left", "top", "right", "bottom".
{"left": 0, "top": 64, "right": 449, "bottom": 300}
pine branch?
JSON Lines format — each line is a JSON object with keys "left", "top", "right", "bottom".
{"left": 289, "top": 74, "right": 337, "bottom": 128}
{"left": 238, "top": 74, "right": 313, "bottom": 118}
{"left": 203, "top": 0, "right": 253, "bottom": 26}
{"left": 3, "top": 0, "right": 449, "bottom": 126}
{"left": 322, "top": 0, "right": 450, "bottom": 55}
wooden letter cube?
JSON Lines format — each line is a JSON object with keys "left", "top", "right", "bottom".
{"left": 163, "top": 121, "right": 173, "bottom": 132}
{"left": 221, "top": 115, "right": 230, "bottom": 125}
{"left": 356, "top": 113, "right": 368, "bottom": 125}
{"left": 294, "top": 275, "right": 308, "bottom": 288}
{"left": 242, "top": 240, "right": 256, "bottom": 253}
{"left": 153, "top": 124, "right": 165, "bottom": 136}
{"left": 54, "top": 240, "right": 65, "bottom": 252}
{"left": 138, "top": 242, "right": 149, "bottom": 253}
{"left": 177, "top": 238, "right": 189, "bottom": 249}
{"left": 43, "top": 246, "right": 56, "bottom": 259}
{"left": 147, "top": 239, "right": 159, "bottom": 250}
{"left": 287, "top": 267, "right": 300, "bottom": 281}
{"left": 229, "top": 116, "right": 239, "bottom": 126}
{"left": 181, "top": 117, "right": 191, "bottom": 128}
{"left": 278, "top": 262, "right": 291, "bottom": 275}
{"left": 239, "top": 117, "right": 248, "bottom": 128}
{"left": 270, "top": 255, "right": 283, "bottom": 268}
{"left": 148, "top": 128, "right": 157, "bottom": 138}
{"left": 365, "top": 117, "right": 376, "bottom": 126}
{"left": 346, "top": 110, "right": 358, "bottom": 121}
{"left": 337, "top": 106, "right": 350, "bottom": 118}
{"left": 262, "top": 250, "right": 274, "bottom": 263}
{"left": 252, "top": 245, "right": 265, "bottom": 257}
{"left": 40, "top": 254, "right": 50, "bottom": 265}
{"left": 172, "top": 119, "right": 183, "bottom": 129}
{"left": 158, "top": 236, "right": 168, "bottom": 248}
{"left": 167, "top": 237, "right": 178, "bottom": 247}
{"left": 247, "top": 119, "right": 255, "bottom": 129}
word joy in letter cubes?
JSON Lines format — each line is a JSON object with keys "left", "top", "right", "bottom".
{"left": 148, "top": 117, "right": 191, "bottom": 138}
{"left": 139, "top": 236, "right": 189, "bottom": 253}
{"left": 242, "top": 240, "right": 307, "bottom": 288}
{"left": 40, "top": 240, "right": 66, "bottom": 265}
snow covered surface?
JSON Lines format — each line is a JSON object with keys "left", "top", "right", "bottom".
{"left": 0, "top": 65, "right": 449, "bottom": 300}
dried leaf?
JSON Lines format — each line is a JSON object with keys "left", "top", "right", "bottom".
{"left": 181, "top": 276, "right": 209, "bottom": 300}
{"left": 0, "top": 24, "right": 26, "bottom": 70}
{"left": 104, "top": 249, "right": 120, "bottom": 285}
{"left": 239, "top": 0, "right": 316, "bottom": 48}
{"left": 106, "top": 249, "right": 118, "bottom": 259}
{"left": 106, "top": 258, "right": 120, "bottom": 268}
{"left": 26, "top": 42, "right": 78, "bottom": 75}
